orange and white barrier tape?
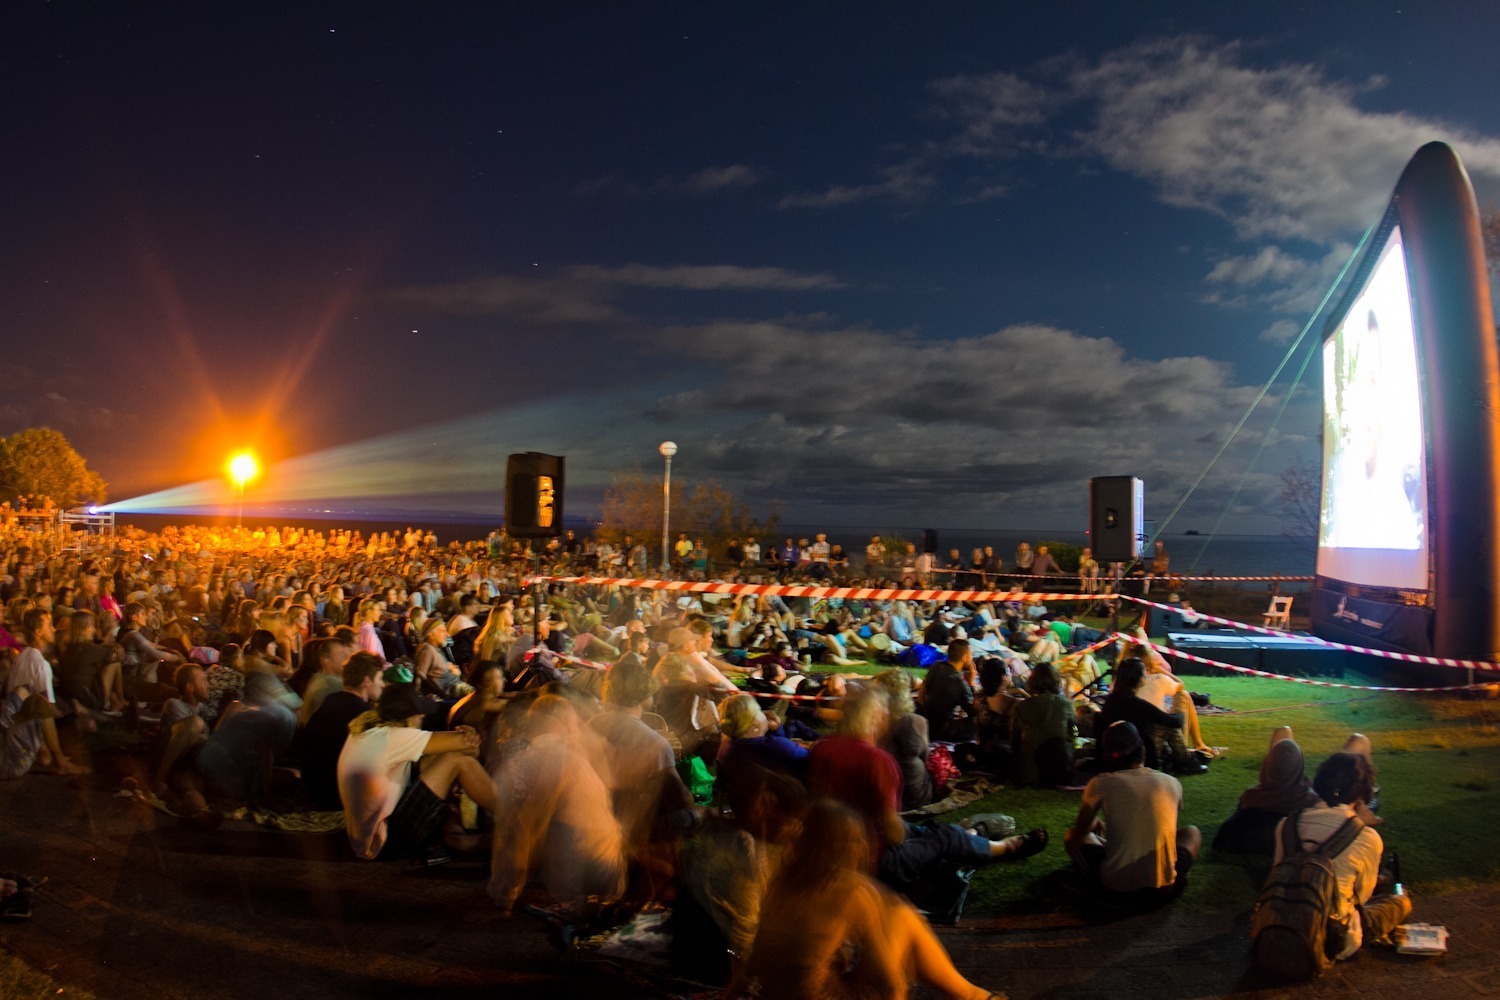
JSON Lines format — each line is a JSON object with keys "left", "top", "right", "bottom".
{"left": 936, "top": 568, "right": 1314, "bottom": 583}
{"left": 1120, "top": 633, "right": 1499, "bottom": 693}
{"left": 526, "top": 573, "right": 1098, "bottom": 604}
{"left": 1118, "top": 595, "right": 1500, "bottom": 673}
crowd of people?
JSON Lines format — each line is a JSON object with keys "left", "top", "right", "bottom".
{"left": 509, "top": 527, "right": 1131, "bottom": 593}
{"left": 0, "top": 519, "right": 1410, "bottom": 993}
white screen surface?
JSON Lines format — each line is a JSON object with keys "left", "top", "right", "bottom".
{"left": 1317, "top": 228, "right": 1430, "bottom": 590}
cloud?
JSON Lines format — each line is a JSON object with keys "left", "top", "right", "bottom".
{"left": 927, "top": 38, "right": 1500, "bottom": 244}
{"left": 385, "top": 262, "right": 846, "bottom": 320}
{"left": 635, "top": 315, "right": 1310, "bottom": 522}
{"left": 575, "top": 164, "right": 763, "bottom": 198}
{"left": 383, "top": 273, "right": 624, "bottom": 323}
{"left": 1258, "top": 319, "right": 1302, "bottom": 344}
{"left": 681, "top": 164, "right": 762, "bottom": 193}
{"left": 1205, "top": 246, "right": 1306, "bottom": 287}
{"left": 569, "top": 263, "right": 845, "bottom": 291}
{"left": 779, "top": 160, "right": 937, "bottom": 209}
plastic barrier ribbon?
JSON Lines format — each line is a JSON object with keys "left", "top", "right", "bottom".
{"left": 1115, "top": 632, "right": 1499, "bottom": 693}
{"left": 525, "top": 574, "right": 1103, "bottom": 604}
{"left": 1116, "top": 595, "right": 1500, "bottom": 673}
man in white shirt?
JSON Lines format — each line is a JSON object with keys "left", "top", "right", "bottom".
{"left": 1272, "top": 752, "right": 1410, "bottom": 958}
{"left": 338, "top": 684, "right": 496, "bottom": 863}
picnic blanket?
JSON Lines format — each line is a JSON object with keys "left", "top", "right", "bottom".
{"left": 900, "top": 774, "right": 1001, "bottom": 818}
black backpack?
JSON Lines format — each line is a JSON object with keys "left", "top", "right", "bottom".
{"left": 1250, "top": 810, "right": 1365, "bottom": 979}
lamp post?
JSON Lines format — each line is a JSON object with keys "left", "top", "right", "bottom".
{"left": 228, "top": 452, "right": 258, "bottom": 531}
{"left": 659, "top": 441, "right": 677, "bottom": 574}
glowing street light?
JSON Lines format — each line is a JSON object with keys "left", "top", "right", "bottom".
{"left": 228, "top": 451, "right": 259, "bottom": 529}
{"left": 659, "top": 441, "right": 677, "bottom": 574}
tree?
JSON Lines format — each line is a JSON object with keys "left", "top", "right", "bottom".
{"left": 0, "top": 428, "right": 107, "bottom": 508}
{"left": 599, "top": 467, "right": 779, "bottom": 555}
{"left": 1278, "top": 460, "right": 1320, "bottom": 546}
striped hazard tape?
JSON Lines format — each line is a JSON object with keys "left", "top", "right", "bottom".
{"left": 1117, "top": 595, "right": 1500, "bottom": 673}
{"left": 1119, "top": 634, "right": 1500, "bottom": 693}
{"left": 526, "top": 573, "right": 1097, "bottom": 604}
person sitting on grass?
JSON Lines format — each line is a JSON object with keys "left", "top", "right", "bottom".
{"left": 727, "top": 800, "right": 1006, "bottom": 1000}
{"left": 119, "top": 601, "right": 184, "bottom": 706}
{"left": 1065, "top": 720, "right": 1200, "bottom": 903}
{"left": 489, "top": 694, "right": 626, "bottom": 914}
{"left": 872, "top": 668, "right": 935, "bottom": 810}
{"left": 1269, "top": 750, "right": 1410, "bottom": 961}
{"left": 338, "top": 682, "right": 496, "bottom": 864}
{"left": 292, "top": 636, "right": 354, "bottom": 724}
{"left": 811, "top": 689, "right": 1047, "bottom": 909}
{"left": 586, "top": 656, "right": 694, "bottom": 898}
{"left": 146, "top": 662, "right": 235, "bottom": 828}
{"left": 1096, "top": 657, "right": 1204, "bottom": 776}
{"left": 298, "top": 653, "right": 387, "bottom": 810}
{"left": 1213, "top": 725, "right": 1322, "bottom": 854}
{"left": 0, "top": 684, "right": 88, "bottom": 778}
{"left": 1010, "top": 661, "right": 1079, "bottom": 787}
{"left": 1126, "top": 629, "right": 1223, "bottom": 759}
{"left": 56, "top": 610, "right": 128, "bottom": 717}
{"left": 414, "top": 617, "right": 473, "bottom": 698}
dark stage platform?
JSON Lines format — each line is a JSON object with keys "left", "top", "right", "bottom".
{"left": 1165, "top": 628, "right": 1346, "bottom": 678}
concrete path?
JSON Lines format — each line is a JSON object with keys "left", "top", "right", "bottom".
{"left": 1, "top": 767, "right": 1492, "bottom": 1000}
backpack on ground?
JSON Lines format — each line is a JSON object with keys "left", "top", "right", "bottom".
{"left": 1250, "top": 810, "right": 1365, "bottom": 980}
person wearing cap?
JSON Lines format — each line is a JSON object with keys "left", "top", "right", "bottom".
{"left": 1065, "top": 720, "right": 1201, "bottom": 900}
{"left": 414, "top": 617, "right": 472, "bottom": 698}
{"left": 338, "top": 682, "right": 496, "bottom": 863}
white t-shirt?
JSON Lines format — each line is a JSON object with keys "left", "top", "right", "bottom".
{"left": 337, "top": 725, "right": 432, "bottom": 859}
{"left": 5, "top": 647, "right": 55, "bottom": 703}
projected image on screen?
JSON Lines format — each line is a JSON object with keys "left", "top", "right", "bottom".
{"left": 1317, "top": 228, "right": 1429, "bottom": 591}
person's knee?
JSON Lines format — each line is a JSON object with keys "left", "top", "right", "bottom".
{"left": 175, "top": 715, "right": 208, "bottom": 740}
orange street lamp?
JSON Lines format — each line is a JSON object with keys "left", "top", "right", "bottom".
{"left": 228, "top": 451, "right": 259, "bottom": 529}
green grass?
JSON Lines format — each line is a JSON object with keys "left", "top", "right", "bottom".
{"left": 960, "top": 669, "right": 1500, "bottom": 914}
{"left": 0, "top": 947, "right": 98, "bottom": 1000}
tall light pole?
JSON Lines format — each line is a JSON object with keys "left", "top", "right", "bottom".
{"left": 228, "top": 451, "right": 259, "bottom": 531}
{"left": 659, "top": 441, "right": 677, "bottom": 574}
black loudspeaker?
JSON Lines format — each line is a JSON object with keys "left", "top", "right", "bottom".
{"left": 505, "top": 453, "right": 565, "bottom": 538}
{"left": 1090, "top": 476, "right": 1142, "bottom": 564}
{"left": 922, "top": 529, "right": 938, "bottom": 554}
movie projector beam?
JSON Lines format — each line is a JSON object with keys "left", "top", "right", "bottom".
{"left": 99, "top": 402, "right": 617, "bottom": 517}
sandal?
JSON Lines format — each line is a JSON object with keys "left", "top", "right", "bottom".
{"left": 1013, "top": 827, "right": 1048, "bottom": 859}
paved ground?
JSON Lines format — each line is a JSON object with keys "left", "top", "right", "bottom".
{"left": 1, "top": 759, "right": 1495, "bottom": 1000}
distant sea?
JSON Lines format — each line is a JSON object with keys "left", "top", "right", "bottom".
{"left": 116, "top": 513, "right": 1315, "bottom": 579}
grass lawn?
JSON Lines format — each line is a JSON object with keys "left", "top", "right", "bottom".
{"left": 955, "top": 667, "right": 1500, "bottom": 914}
{"left": 0, "top": 947, "right": 97, "bottom": 1000}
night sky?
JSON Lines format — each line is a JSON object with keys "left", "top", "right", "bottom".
{"left": 5, "top": 3, "right": 1499, "bottom": 532}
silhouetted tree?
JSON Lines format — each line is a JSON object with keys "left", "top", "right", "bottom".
{"left": 1278, "top": 460, "right": 1320, "bottom": 545}
{"left": 599, "top": 467, "right": 779, "bottom": 555}
{"left": 0, "top": 428, "right": 107, "bottom": 508}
